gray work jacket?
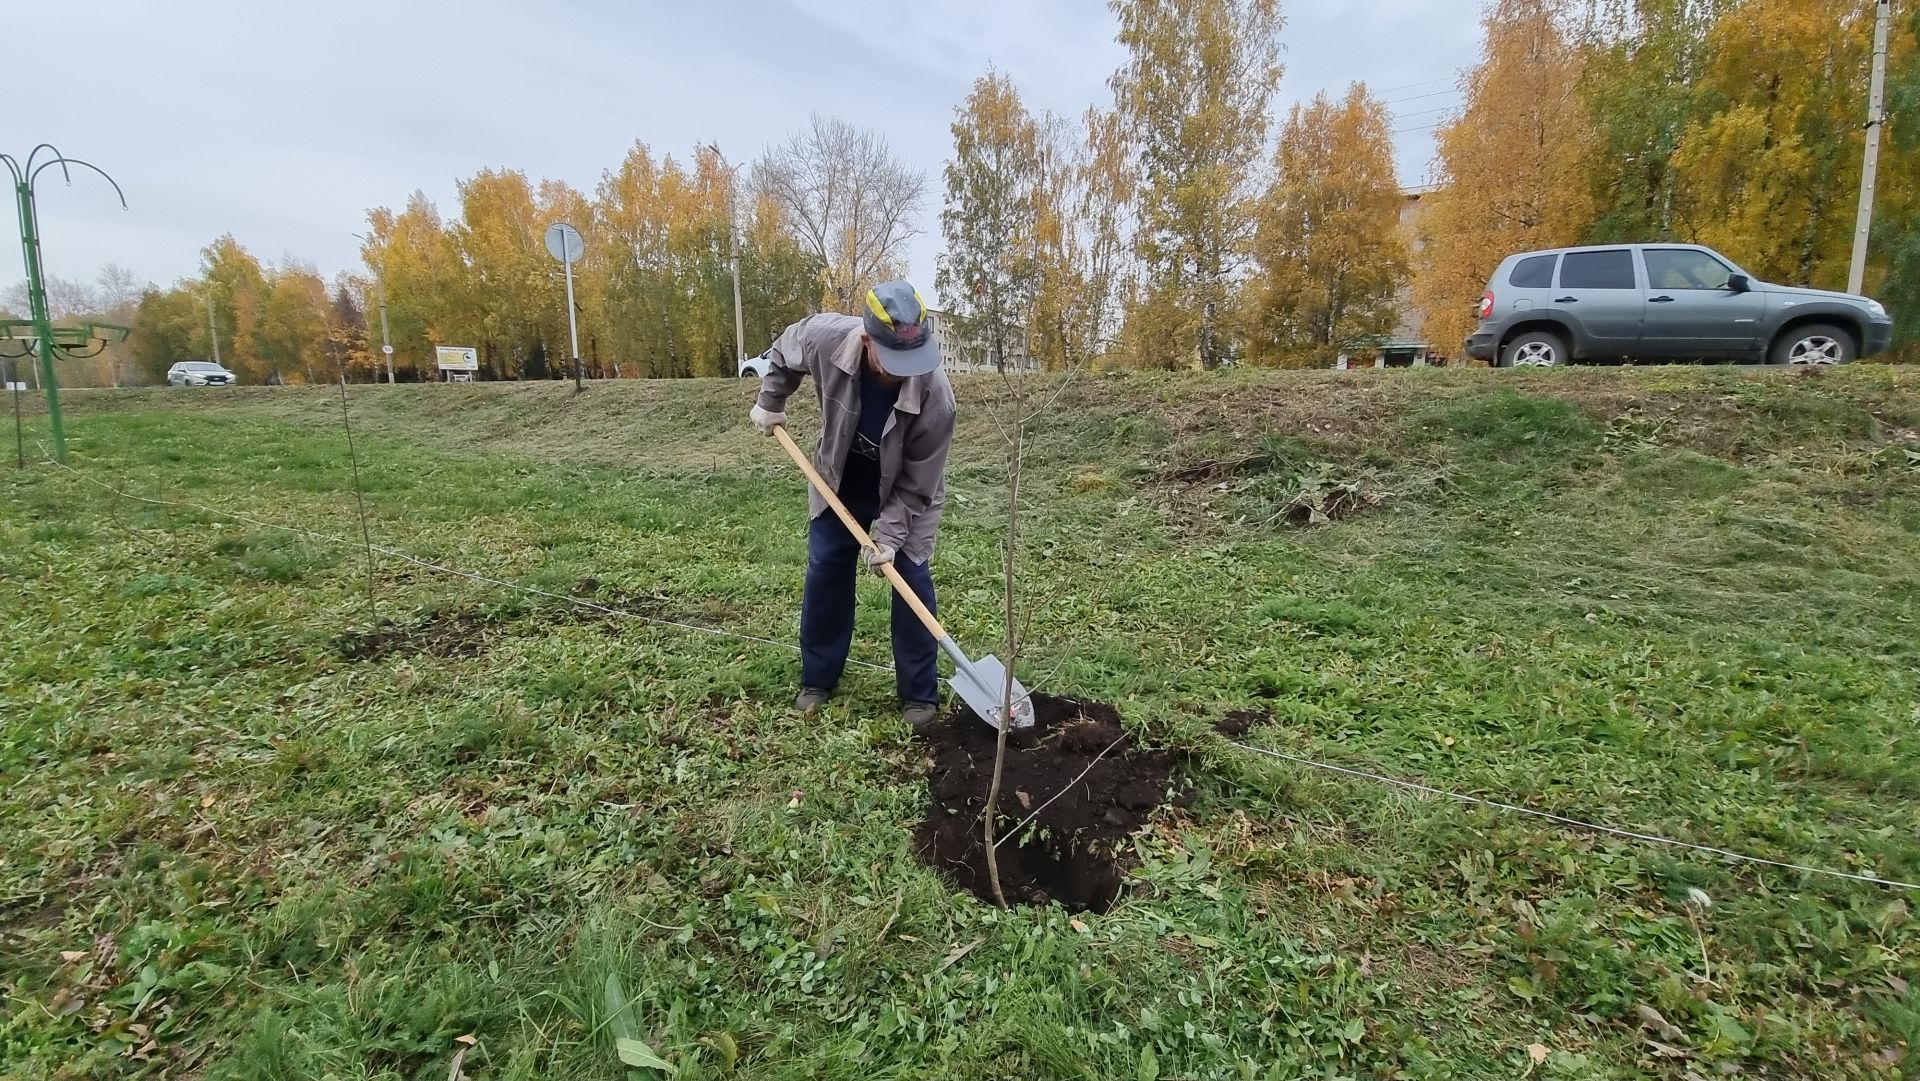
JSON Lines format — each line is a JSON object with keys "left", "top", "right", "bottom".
{"left": 756, "top": 313, "right": 956, "bottom": 563}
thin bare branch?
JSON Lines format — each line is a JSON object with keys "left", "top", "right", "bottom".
{"left": 994, "top": 734, "right": 1127, "bottom": 849}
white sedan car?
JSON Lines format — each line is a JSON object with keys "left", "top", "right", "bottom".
{"left": 167, "top": 361, "right": 237, "bottom": 387}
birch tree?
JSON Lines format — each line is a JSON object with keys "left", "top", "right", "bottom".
{"left": 1109, "top": 0, "right": 1284, "bottom": 369}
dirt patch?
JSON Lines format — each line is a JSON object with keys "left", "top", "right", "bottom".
{"left": 334, "top": 581, "right": 725, "bottom": 663}
{"left": 336, "top": 610, "right": 498, "bottom": 661}
{"left": 1153, "top": 452, "right": 1389, "bottom": 530}
{"left": 1164, "top": 454, "right": 1276, "bottom": 485}
{"left": 1212, "top": 709, "right": 1272, "bottom": 738}
{"left": 1271, "top": 480, "right": 1387, "bottom": 526}
{"left": 916, "top": 694, "right": 1188, "bottom": 912}
{"left": 575, "top": 577, "right": 733, "bottom": 627}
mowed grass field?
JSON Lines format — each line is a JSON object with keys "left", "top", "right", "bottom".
{"left": 4, "top": 366, "right": 1920, "bottom": 1080}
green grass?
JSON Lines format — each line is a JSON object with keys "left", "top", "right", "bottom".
{"left": 5, "top": 366, "right": 1920, "bottom": 1079}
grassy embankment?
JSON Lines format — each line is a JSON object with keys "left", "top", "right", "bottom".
{"left": 4, "top": 366, "right": 1919, "bottom": 1079}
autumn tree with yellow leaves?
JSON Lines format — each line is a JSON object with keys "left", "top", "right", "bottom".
{"left": 120, "top": 6, "right": 1920, "bottom": 379}
{"left": 1414, "top": 0, "right": 1597, "bottom": 358}
{"left": 1667, "top": 0, "right": 1896, "bottom": 286}
{"left": 1246, "top": 84, "right": 1408, "bottom": 366}
{"left": 939, "top": 71, "right": 1047, "bottom": 372}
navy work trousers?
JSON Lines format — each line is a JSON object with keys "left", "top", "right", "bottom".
{"left": 799, "top": 492, "right": 940, "bottom": 704}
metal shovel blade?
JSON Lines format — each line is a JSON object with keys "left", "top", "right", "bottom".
{"left": 947, "top": 651, "right": 1037, "bottom": 731}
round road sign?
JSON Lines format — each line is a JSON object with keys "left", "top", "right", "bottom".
{"left": 544, "top": 222, "right": 585, "bottom": 265}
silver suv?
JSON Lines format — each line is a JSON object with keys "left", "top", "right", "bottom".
{"left": 1464, "top": 244, "right": 1893, "bottom": 367}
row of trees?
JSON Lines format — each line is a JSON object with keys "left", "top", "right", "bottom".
{"left": 44, "top": 0, "right": 1920, "bottom": 383}
{"left": 934, "top": 0, "right": 1424, "bottom": 369}
{"left": 1, "top": 266, "right": 146, "bottom": 388}
{"left": 941, "top": 0, "right": 1918, "bottom": 371}
{"left": 126, "top": 238, "right": 375, "bottom": 386}
{"left": 120, "top": 117, "right": 934, "bottom": 384}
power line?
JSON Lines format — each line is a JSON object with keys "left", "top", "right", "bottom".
{"left": 1389, "top": 104, "right": 1461, "bottom": 120}
{"left": 1230, "top": 741, "right": 1919, "bottom": 891}
{"left": 1373, "top": 75, "right": 1458, "bottom": 95}
{"left": 1380, "top": 87, "right": 1460, "bottom": 106}
{"left": 41, "top": 451, "right": 1918, "bottom": 893}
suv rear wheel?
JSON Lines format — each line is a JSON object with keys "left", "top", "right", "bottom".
{"left": 1767, "top": 324, "right": 1854, "bottom": 366}
{"left": 1498, "top": 329, "right": 1568, "bottom": 368}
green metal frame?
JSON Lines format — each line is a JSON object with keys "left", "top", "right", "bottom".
{"left": 3, "top": 145, "right": 127, "bottom": 463}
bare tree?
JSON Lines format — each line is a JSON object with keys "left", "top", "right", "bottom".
{"left": 753, "top": 114, "right": 926, "bottom": 311}
{"left": 3, "top": 275, "right": 99, "bottom": 320}
{"left": 95, "top": 263, "right": 147, "bottom": 314}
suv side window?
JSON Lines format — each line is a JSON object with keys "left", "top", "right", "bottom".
{"left": 1509, "top": 254, "right": 1557, "bottom": 288}
{"left": 1558, "top": 250, "right": 1636, "bottom": 290}
{"left": 1644, "top": 248, "right": 1733, "bottom": 290}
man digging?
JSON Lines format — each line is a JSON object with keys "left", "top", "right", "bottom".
{"left": 749, "top": 280, "right": 955, "bottom": 734}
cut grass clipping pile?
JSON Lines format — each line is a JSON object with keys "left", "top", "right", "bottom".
{"left": 4, "top": 365, "right": 1920, "bottom": 1080}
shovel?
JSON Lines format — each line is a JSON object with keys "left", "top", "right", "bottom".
{"left": 771, "top": 424, "right": 1036, "bottom": 731}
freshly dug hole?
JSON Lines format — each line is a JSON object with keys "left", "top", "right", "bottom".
{"left": 916, "top": 694, "right": 1188, "bottom": 912}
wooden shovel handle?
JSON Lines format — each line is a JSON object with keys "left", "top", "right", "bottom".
{"left": 771, "top": 424, "right": 949, "bottom": 641}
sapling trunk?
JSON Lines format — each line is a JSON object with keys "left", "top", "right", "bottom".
{"left": 981, "top": 420, "right": 1024, "bottom": 908}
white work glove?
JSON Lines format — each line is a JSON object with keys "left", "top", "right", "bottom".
{"left": 750, "top": 404, "right": 786, "bottom": 436}
{"left": 863, "top": 543, "right": 896, "bottom": 578}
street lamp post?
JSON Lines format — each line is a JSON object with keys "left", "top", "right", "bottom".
{"left": 351, "top": 231, "right": 395, "bottom": 383}
{"left": 705, "top": 144, "right": 748, "bottom": 371}
{"left": 3, "top": 145, "right": 128, "bottom": 463}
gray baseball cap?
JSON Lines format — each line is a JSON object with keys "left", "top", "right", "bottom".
{"left": 862, "top": 280, "right": 943, "bottom": 377}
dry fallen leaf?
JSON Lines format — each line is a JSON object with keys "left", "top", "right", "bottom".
{"left": 934, "top": 938, "right": 984, "bottom": 974}
{"left": 1647, "top": 1040, "right": 1688, "bottom": 1058}
{"left": 1528, "top": 1043, "right": 1549, "bottom": 1065}
{"left": 200, "top": 793, "right": 216, "bottom": 809}
{"left": 1634, "top": 1003, "right": 1684, "bottom": 1041}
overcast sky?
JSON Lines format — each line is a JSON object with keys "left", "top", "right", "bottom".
{"left": 11, "top": 0, "right": 1481, "bottom": 308}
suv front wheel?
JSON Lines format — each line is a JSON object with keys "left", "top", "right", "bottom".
{"left": 1498, "top": 329, "right": 1569, "bottom": 368}
{"left": 1767, "top": 324, "right": 1854, "bottom": 366}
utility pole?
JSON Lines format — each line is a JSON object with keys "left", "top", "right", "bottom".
{"left": 203, "top": 290, "right": 222, "bottom": 366}
{"left": 352, "top": 231, "right": 396, "bottom": 383}
{"left": 706, "top": 144, "right": 748, "bottom": 369}
{"left": 728, "top": 185, "right": 745, "bottom": 370}
{"left": 1848, "top": 0, "right": 1891, "bottom": 296}
{"left": 377, "top": 291, "right": 393, "bottom": 384}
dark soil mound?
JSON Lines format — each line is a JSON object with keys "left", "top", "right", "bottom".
{"left": 336, "top": 610, "right": 496, "bottom": 661}
{"left": 1213, "top": 709, "right": 1272, "bottom": 737}
{"left": 916, "top": 694, "right": 1187, "bottom": 912}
